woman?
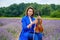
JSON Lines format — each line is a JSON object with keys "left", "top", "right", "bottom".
{"left": 19, "top": 7, "right": 43, "bottom": 40}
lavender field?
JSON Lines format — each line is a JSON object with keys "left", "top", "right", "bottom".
{"left": 0, "top": 18, "right": 60, "bottom": 40}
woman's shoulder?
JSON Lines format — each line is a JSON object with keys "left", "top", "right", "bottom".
{"left": 21, "top": 16, "right": 28, "bottom": 20}
{"left": 22, "top": 16, "right": 35, "bottom": 20}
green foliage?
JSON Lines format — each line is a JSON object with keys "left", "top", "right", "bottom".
{"left": 50, "top": 10, "right": 60, "bottom": 18}
{"left": 0, "top": 3, "right": 60, "bottom": 18}
{"left": 41, "top": 5, "right": 51, "bottom": 16}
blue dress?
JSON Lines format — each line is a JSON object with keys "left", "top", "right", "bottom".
{"left": 19, "top": 16, "right": 43, "bottom": 40}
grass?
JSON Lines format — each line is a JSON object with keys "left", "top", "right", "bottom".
{"left": 42, "top": 16, "right": 60, "bottom": 20}
{"left": 35, "top": 16, "right": 60, "bottom": 20}
{"left": 0, "top": 17, "right": 60, "bottom": 20}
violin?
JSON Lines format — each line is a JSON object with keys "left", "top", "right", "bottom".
{"left": 34, "top": 11, "right": 43, "bottom": 33}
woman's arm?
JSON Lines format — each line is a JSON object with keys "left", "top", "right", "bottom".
{"left": 27, "top": 16, "right": 42, "bottom": 28}
{"left": 21, "top": 18, "right": 29, "bottom": 30}
{"left": 22, "top": 17, "right": 36, "bottom": 30}
{"left": 27, "top": 19, "right": 37, "bottom": 28}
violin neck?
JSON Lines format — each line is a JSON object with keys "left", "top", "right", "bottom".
{"left": 38, "top": 12, "right": 40, "bottom": 16}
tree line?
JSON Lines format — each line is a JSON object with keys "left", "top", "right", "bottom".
{"left": 0, "top": 3, "right": 60, "bottom": 18}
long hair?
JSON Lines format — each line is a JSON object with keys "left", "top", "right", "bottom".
{"left": 25, "top": 7, "right": 34, "bottom": 17}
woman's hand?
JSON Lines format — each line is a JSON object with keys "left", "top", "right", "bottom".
{"left": 37, "top": 16, "right": 42, "bottom": 19}
{"left": 27, "top": 16, "right": 42, "bottom": 28}
{"left": 27, "top": 20, "right": 38, "bottom": 28}
{"left": 33, "top": 19, "right": 38, "bottom": 24}
{"left": 27, "top": 23, "right": 32, "bottom": 28}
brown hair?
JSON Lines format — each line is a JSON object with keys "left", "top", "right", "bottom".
{"left": 25, "top": 7, "right": 34, "bottom": 17}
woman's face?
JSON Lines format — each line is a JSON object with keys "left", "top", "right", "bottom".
{"left": 27, "top": 9, "right": 33, "bottom": 16}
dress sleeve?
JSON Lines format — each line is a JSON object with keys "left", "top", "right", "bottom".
{"left": 21, "top": 18, "right": 29, "bottom": 31}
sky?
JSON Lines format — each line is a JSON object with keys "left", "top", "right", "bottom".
{"left": 0, "top": 0, "right": 60, "bottom": 7}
